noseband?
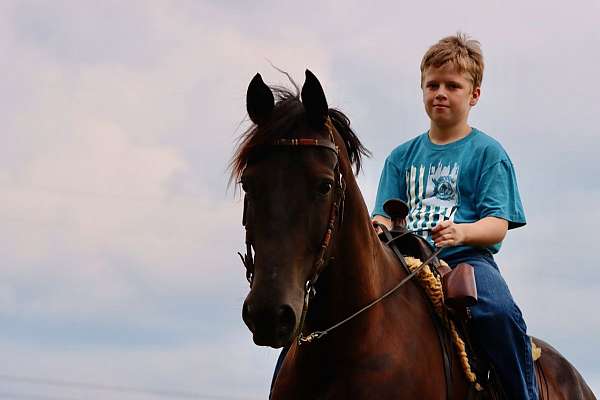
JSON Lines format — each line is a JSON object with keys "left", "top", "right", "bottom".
{"left": 237, "top": 119, "right": 346, "bottom": 344}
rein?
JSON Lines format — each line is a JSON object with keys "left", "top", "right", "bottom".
{"left": 298, "top": 245, "right": 444, "bottom": 344}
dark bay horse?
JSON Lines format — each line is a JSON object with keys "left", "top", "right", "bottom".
{"left": 232, "top": 70, "right": 596, "bottom": 399}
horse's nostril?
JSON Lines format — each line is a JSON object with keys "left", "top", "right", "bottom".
{"left": 276, "top": 305, "right": 296, "bottom": 338}
{"left": 243, "top": 300, "right": 296, "bottom": 345}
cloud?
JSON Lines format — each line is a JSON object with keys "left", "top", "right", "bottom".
{"left": 0, "top": 338, "right": 278, "bottom": 399}
{"left": 0, "top": 0, "right": 598, "bottom": 398}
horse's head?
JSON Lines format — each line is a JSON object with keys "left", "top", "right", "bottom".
{"left": 232, "top": 70, "right": 368, "bottom": 348}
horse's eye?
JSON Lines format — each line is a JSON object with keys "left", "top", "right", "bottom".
{"left": 241, "top": 180, "right": 251, "bottom": 193}
{"left": 317, "top": 181, "right": 333, "bottom": 196}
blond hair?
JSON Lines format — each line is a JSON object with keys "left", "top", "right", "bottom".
{"left": 420, "top": 33, "right": 484, "bottom": 89}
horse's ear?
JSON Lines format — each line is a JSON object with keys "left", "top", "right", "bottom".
{"left": 301, "top": 69, "right": 328, "bottom": 129}
{"left": 247, "top": 73, "right": 274, "bottom": 125}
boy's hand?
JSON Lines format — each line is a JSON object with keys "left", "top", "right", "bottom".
{"left": 371, "top": 215, "right": 392, "bottom": 234}
{"left": 431, "top": 220, "right": 466, "bottom": 247}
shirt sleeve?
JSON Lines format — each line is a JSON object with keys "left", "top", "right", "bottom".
{"left": 476, "top": 159, "right": 526, "bottom": 230}
{"left": 372, "top": 157, "right": 406, "bottom": 218}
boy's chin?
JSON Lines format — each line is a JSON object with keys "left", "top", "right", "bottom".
{"left": 427, "top": 110, "right": 452, "bottom": 122}
{"left": 430, "top": 117, "right": 457, "bottom": 128}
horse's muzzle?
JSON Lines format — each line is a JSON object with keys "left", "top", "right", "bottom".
{"left": 242, "top": 299, "right": 297, "bottom": 348}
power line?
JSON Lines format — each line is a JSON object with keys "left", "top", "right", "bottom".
{"left": 0, "top": 374, "right": 256, "bottom": 400}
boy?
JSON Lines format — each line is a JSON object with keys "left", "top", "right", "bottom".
{"left": 372, "top": 34, "right": 538, "bottom": 399}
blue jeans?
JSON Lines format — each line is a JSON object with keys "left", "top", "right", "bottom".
{"left": 270, "top": 346, "right": 287, "bottom": 397}
{"left": 445, "top": 249, "right": 538, "bottom": 400}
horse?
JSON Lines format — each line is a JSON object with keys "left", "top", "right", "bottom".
{"left": 232, "top": 70, "right": 597, "bottom": 400}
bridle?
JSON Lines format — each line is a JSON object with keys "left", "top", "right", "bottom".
{"left": 238, "top": 118, "right": 346, "bottom": 344}
{"left": 237, "top": 119, "right": 443, "bottom": 347}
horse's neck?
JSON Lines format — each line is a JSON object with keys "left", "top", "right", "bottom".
{"left": 279, "top": 180, "right": 458, "bottom": 399}
{"left": 307, "top": 180, "right": 417, "bottom": 333}
{"left": 332, "top": 197, "right": 387, "bottom": 305}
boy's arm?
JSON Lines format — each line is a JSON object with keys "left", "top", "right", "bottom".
{"left": 432, "top": 156, "right": 524, "bottom": 248}
{"left": 431, "top": 217, "right": 508, "bottom": 248}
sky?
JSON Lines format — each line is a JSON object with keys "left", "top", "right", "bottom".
{"left": 1, "top": 0, "right": 599, "bottom": 399}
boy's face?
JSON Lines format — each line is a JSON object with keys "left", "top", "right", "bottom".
{"left": 422, "top": 65, "right": 480, "bottom": 130}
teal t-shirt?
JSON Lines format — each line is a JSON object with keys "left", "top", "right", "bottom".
{"left": 372, "top": 128, "right": 526, "bottom": 258}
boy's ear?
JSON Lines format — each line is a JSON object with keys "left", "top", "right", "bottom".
{"left": 470, "top": 86, "right": 481, "bottom": 106}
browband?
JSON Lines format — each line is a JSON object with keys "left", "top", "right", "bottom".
{"left": 272, "top": 138, "right": 339, "bottom": 154}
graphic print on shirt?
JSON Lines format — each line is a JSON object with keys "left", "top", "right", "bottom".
{"left": 405, "top": 162, "right": 459, "bottom": 240}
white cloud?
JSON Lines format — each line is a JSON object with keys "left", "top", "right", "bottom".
{"left": 0, "top": 337, "right": 278, "bottom": 400}
{"left": 0, "top": 0, "right": 598, "bottom": 398}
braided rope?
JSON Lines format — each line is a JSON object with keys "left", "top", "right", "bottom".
{"left": 405, "top": 257, "right": 483, "bottom": 391}
{"left": 531, "top": 338, "right": 542, "bottom": 361}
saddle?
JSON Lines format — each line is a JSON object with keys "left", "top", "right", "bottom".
{"left": 378, "top": 199, "right": 477, "bottom": 313}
